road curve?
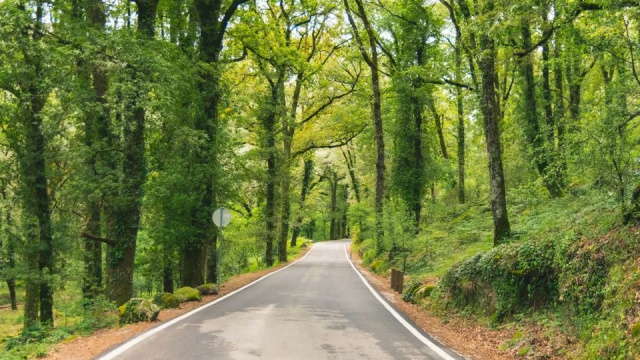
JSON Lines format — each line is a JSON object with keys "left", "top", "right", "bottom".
{"left": 98, "top": 240, "right": 464, "bottom": 360}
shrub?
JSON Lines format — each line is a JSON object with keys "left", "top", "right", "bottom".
{"left": 162, "top": 293, "right": 181, "bottom": 309}
{"left": 77, "top": 296, "right": 118, "bottom": 334}
{"left": 196, "top": 283, "right": 218, "bottom": 296}
{"left": 118, "top": 298, "right": 160, "bottom": 324}
{"left": 435, "top": 238, "right": 558, "bottom": 321}
{"left": 174, "top": 287, "right": 202, "bottom": 302}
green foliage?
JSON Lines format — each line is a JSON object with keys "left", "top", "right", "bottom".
{"left": 174, "top": 287, "right": 202, "bottom": 303}
{"left": 435, "top": 238, "right": 558, "bottom": 321}
{"left": 118, "top": 298, "right": 160, "bottom": 325}
{"left": 196, "top": 284, "right": 218, "bottom": 296}
{"left": 153, "top": 293, "right": 180, "bottom": 309}
{"left": 75, "top": 296, "right": 118, "bottom": 334}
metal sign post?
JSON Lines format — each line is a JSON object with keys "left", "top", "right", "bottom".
{"left": 212, "top": 207, "right": 231, "bottom": 294}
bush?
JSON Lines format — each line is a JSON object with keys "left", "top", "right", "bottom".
{"left": 196, "top": 283, "right": 218, "bottom": 296}
{"left": 435, "top": 238, "right": 558, "bottom": 321}
{"left": 77, "top": 296, "right": 118, "bottom": 334}
{"left": 174, "top": 287, "right": 202, "bottom": 302}
{"left": 118, "top": 298, "right": 160, "bottom": 324}
{"left": 162, "top": 293, "right": 181, "bottom": 309}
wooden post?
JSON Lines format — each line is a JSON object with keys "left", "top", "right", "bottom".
{"left": 390, "top": 269, "right": 397, "bottom": 290}
{"left": 395, "top": 270, "right": 404, "bottom": 294}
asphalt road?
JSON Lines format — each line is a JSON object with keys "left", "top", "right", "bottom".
{"left": 98, "top": 240, "right": 465, "bottom": 360}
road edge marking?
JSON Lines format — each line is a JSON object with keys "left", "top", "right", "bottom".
{"left": 343, "top": 243, "right": 458, "bottom": 360}
{"left": 97, "top": 244, "right": 317, "bottom": 360}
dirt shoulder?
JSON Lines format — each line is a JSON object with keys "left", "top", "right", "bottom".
{"left": 44, "top": 247, "right": 312, "bottom": 360}
{"left": 348, "top": 245, "right": 514, "bottom": 360}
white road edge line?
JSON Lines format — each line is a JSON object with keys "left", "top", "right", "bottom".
{"left": 97, "top": 244, "right": 317, "bottom": 360}
{"left": 343, "top": 243, "right": 457, "bottom": 360}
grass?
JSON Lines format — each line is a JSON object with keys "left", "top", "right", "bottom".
{"left": 0, "top": 306, "right": 23, "bottom": 341}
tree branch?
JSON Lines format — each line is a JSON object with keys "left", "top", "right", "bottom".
{"left": 82, "top": 232, "right": 116, "bottom": 246}
{"left": 292, "top": 125, "right": 366, "bottom": 157}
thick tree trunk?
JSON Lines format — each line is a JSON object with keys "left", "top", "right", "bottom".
{"left": 263, "top": 72, "right": 284, "bottom": 266}
{"left": 187, "top": 0, "right": 246, "bottom": 280}
{"left": 478, "top": 19, "right": 511, "bottom": 245}
{"left": 278, "top": 74, "right": 302, "bottom": 261}
{"left": 163, "top": 247, "right": 174, "bottom": 293}
{"left": 106, "top": 0, "right": 157, "bottom": 306}
{"left": 24, "top": 227, "right": 39, "bottom": 328}
{"left": 181, "top": 244, "right": 207, "bottom": 287}
{"left": 17, "top": 1, "right": 54, "bottom": 325}
{"left": 83, "top": 205, "right": 102, "bottom": 299}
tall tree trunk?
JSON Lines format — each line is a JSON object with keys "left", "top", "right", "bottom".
{"left": 262, "top": 71, "right": 284, "bottom": 266}
{"left": 428, "top": 97, "right": 449, "bottom": 159}
{"left": 23, "top": 220, "right": 39, "bottom": 328}
{"left": 78, "top": 0, "right": 108, "bottom": 302}
{"left": 456, "top": 34, "right": 466, "bottom": 204}
{"left": 291, "top": 159, "right": 314, "bottom": 247}
{"left": 187, "top": 0, "right": 247, "bottom": 282}
{"left": 278, "top": 74, "right": 301, "bottom": 262}
{"left": 541, "top": 40, "right": 555, "bottom": 147}
{"left": 341, "top": 149, "right": 360, "bottom": 203}
{"left": 106, "top": 0, "right": 158, "bottom": 305}
{"left": 162, "top": 245, "right": 174, "bottom": 293}
{"left": 412, "top": 98, "right": 424, "bottom": 228}
{"left": 519, "top": 22, "right": 562, "bottom": 198}
{"left": 330, "top": 172, "right": 338, "bottom": 240}
{"left": 17, "top": 0, "right": 54, "bottom": 326}
{"left": 345, "top": 0, "right": 385, "bottom": 253}
{"left": 554, "top": 33, "right": 567, "bottom": 188}
{"left": 478, "top": 6, "right": 511, "bottom": 245}
{"left": 1, "top": 191, "right": 17, "bottom": 310}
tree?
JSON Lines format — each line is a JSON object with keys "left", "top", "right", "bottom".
{"left": 344, "top": 0, "right": 386, "bottom": 252}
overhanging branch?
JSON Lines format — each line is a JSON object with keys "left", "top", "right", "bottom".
{"left": 292, "top": 125, "right": 366, "bottom": 157}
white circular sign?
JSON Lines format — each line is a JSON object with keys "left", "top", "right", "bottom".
{"left": 212, "top": 207, "right": 232, "bottom": 228}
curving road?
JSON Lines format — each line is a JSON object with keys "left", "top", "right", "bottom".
{"left": 98, "top": 240, "right": 464, "bottom": 360}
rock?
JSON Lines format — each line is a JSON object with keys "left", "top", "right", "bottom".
{"left": 174, "top": 287, "right": 202, "bottom": 302}
{"left": 196, "top": 283, "right": 218, "bottom": 296}
{"left": 119, "top": 298, "right": 160, "bottom": 324}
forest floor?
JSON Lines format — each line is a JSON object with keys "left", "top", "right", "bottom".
{"left": 42, "top": 245, "right": 312, "bottom": 360}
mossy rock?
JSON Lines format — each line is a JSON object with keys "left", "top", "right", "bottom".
{"left": 118, "top": 298, "right": 160, "bottom": 324}
{"left": 196, "top": 283, "right": 218, "bottom": 296}
{"left": 174, "top": 287, "right": 202, "bottom": 302}
{"left": 161, "top": 293, "right": 181, "bottom": 309}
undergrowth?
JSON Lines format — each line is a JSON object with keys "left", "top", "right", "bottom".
{"left": 357, "top": 190, "right": 640, "bottom": 359}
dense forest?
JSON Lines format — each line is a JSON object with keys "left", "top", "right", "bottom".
{"left": 1, "top": 0, "right": 640, "bottom": 358}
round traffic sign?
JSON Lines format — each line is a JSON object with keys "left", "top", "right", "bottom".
{"left": 212, "top": 207, "right": 232, "bottom": 228}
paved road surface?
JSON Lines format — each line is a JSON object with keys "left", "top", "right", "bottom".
{"left": 98, "top": 240, "right": 465, "bottom": 360}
